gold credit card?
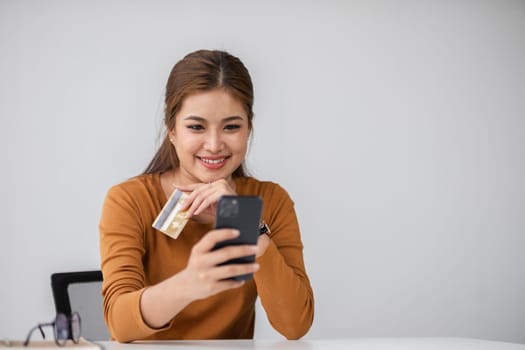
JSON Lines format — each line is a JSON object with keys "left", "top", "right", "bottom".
{"left": 152, "top": 189, "right": 189, "bottom": 239}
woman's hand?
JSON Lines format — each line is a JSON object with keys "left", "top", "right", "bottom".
{"left": 256, "top": 233, "right": 270, "bottom": 258}
{"left": 179, "top": 228, "right": 260, "bottom": 300}
{"left": 140, "top": 228, "right": 260, "bottom": 329}
{"left": 177, "top": 179, "right": 237, "bottom": 223}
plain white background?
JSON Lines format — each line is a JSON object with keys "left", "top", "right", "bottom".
{"left": 1, "top": 0, "right": 524, "bottom": 344}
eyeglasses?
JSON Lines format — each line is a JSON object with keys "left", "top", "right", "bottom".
{"left": 24, "top": 312, "right": 81, "bottom": 347}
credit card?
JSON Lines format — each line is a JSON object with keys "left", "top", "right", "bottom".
{"left": 152, "top": 189, "right": 189, "bottom": 239}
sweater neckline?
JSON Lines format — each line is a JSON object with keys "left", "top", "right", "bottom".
{"left": 151, "top": 172, "right": 167, "bottom": 204}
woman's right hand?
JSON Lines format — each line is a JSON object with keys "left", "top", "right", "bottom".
{"left": 140, "top": 228, "right": 260, "bottom": 329}
{"left": 178, "top": 228, "right": 260, "bottom": 300}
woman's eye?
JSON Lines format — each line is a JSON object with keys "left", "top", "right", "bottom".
{"left": 187, "top": 124, "right": 204, "bottom": 131}
{"left": 224, "top": 124, "right": 241, "bottom": 131}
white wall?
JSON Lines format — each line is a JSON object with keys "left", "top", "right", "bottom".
{"left": 1, "top": 0, "right": 524, "bottom": 343}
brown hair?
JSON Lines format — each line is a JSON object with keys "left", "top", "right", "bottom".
{"left": 142, "top": 50, "right": 254, "bottom": 176}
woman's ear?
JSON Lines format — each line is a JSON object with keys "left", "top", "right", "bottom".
{"left": 167, "top": 129, "right": 175, "bottom": 144}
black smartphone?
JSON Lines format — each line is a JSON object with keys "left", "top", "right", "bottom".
{"left": 213, "top": 195, "right": 262, "bottom": 281}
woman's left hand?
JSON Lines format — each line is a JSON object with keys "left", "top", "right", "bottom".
{"left": 177, "top": 179, "right": 237, "bottom": 223}
{"left": 179, "top": 179, "right": 271, "bottom": 257}
{"left": 256, "top": 233, "right": 270, "bottom": 258}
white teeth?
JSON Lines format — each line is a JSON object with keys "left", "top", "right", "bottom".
{"left": 201, "top": 158, "right": 225, "bottom": 164}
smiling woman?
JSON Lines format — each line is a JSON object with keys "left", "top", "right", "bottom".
{"left": 98, "top": 50, "right": 314, "bottom": 342}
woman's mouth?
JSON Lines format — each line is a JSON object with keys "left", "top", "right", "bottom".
{"left": 198, "top": 156, "right": 229, "bottom": 169}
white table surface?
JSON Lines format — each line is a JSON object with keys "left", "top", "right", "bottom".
{"left": 95, "top": 338, "right": 525, "bottom": 350}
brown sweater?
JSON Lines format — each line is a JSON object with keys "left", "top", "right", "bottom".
{"left": 99, "top": 174, "right": 314, "bottom": 342}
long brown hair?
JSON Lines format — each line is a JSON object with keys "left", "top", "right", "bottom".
{"left": 142, "top": 50, "right": 254, "bottom": 177}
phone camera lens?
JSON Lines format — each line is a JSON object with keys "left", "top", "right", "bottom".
{"left": 220, "top": 198, "right": 239, "bottom": 218}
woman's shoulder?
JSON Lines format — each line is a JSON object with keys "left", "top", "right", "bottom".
{"left": 106, "top": 173, "right": 160, "bottom": 199}
{"left": 235, "top": 176, "right": 291, "bottom": 200}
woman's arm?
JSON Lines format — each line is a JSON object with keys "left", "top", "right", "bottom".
{"left": 254, "top": 186, "right": 315, "bottom": 339}
{"left": 99, "top": 184, "right": 156, "bottom": 341}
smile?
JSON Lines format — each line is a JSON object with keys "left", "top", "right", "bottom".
{"left": 200, "top": 157, "right": 226, "bottom": 164}
{"left": 197, "top": 156, "right": 230, "bottom": 169}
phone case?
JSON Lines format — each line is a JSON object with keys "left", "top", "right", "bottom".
{"left": 213, "top": 195, "right": 262, "bottom": 281}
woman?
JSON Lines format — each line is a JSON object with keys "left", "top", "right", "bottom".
{"left": 99, "top": 49, "right": 314, "bottom": 342}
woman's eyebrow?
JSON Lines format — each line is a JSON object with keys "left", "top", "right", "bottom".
{"left": 183, "top": 115, "right": 245, "bottom": 122}
{"left": 183, "top": 115, "right": 206, "bottom": 122}
{"left": 223, "top": 116, "right": 244, "bottom": 122}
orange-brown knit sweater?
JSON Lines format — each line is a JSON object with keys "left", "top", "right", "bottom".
{"left": 99, "top": 174, "right": 314, "bottom": 342}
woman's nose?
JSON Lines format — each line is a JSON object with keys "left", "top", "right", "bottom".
{"left": 204, "top": 130, "right": 224, "bottom": 152}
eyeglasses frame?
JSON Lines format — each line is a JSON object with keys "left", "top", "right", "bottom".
{"left": 23, "top": 312, "right": 81, "bottom": 347}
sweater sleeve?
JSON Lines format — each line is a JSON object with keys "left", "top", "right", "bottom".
{"left": 253, "top": 185, "right": 315, "bottom": 339}
{"left": 99, "top": 184, "right": 171, "bottom": 342}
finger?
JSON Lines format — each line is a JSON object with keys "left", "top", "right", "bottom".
{"left": 185, "top": 195, "right": 211, "bottom": 218}
{"left": 192, "top": 229, "right": 240, "bottom": 254}
{"left": 255, "top": 234, "right": 270, "bottom": 258}
{"left": 186, "top": 187, "right": 221, "bottom": 217}
{"left": 207, "top": 244, "right": 259, "bottom": 266}
{"left": 180, "top": 183, "right": 214, "bottom": 213}
{"left": 211, "top": 262, "right": 260, "bottom": 281}
{"left": 181, "top": 180, "right": 237, "bottom": 217}
{"left": 191, "top": 196, "right": 216, "bottom": 217}
{"left": 176, "top": 185, "right": 204, "bottom": 211}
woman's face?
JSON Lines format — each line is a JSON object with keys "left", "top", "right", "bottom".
{"left": 169, "top": 88, "right": 250, "bottom": 185}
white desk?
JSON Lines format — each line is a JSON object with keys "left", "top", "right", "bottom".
{"left": 97, "top": 338, "right": 525, "bottom": 350}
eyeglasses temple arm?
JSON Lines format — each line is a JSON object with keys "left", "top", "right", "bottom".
{"left": 23, "top": 322, "right": 53, "bottom": 346}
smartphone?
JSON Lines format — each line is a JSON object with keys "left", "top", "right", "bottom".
{"left": 213, "top": 195, "right": 262, "bottom": 281}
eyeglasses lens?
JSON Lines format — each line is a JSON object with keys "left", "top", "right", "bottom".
{"left": 71, "top": 312, "right": 81, "bottom": 343}
{"left": 54, "top": 313, "right": 69, "bottom": 345}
